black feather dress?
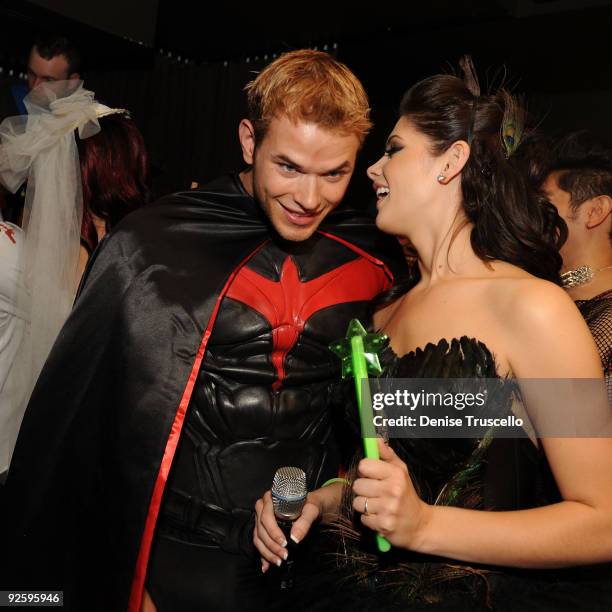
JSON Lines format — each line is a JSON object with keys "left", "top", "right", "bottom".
{"left": 300, "top": 337, "right": 612, "bottom": 612}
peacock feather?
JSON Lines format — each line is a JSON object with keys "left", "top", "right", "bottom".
{"left": 500, "top": 90, "right": 526, "bottom": 158}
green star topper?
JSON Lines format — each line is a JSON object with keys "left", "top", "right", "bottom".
{"left": 329, "top": 318, "right": 391, "bottom": 553}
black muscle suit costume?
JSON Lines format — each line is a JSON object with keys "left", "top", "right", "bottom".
{"left": 1, "top": 174, "right": 405, "bottom": 611}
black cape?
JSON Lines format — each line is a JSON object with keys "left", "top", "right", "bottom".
{"left": 1, "top": 174, "right": 406, "bottom": 611}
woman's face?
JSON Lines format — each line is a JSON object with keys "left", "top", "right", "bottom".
{"left": 367, "top": 117, "right": 443, "bottom": 237}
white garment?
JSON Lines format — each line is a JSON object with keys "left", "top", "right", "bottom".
{"left": 0, "top": 83, "right": 126, "bottom": 473}
{"left": 0, "top": 222, "right": 26, "bottom": 473}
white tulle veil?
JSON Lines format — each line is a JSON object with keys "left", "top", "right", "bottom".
{"left": 0, "top": 80, "right": 126, "bottom": 473}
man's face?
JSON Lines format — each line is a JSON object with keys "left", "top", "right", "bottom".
{"left": 27, "top": 47, "right": 76, "bottom": 91}
{"left": 242, "top": 115, "right": 360, "bottom": 242}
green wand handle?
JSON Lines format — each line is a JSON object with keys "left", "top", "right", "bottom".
{"left": 350, "top": 335, "right": 381, "bottom": 460}
{"left": 350, "top": 334, "right": 391, "bottom": 553}
{"left": 330, "top": 319, "right": 391, "bottom": 553}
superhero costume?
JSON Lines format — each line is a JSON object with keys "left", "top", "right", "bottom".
{"left": 1, "top": 174, "right": 405, "bottom": 611}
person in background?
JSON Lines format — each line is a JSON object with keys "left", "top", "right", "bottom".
{"left": 0, "top": 220, "right": 24, "bottom": 487}
{"left": 25, "top": 34, "right": 81, "bottom": 93}
{"left": 76, "top": 112, "right": 151, "bottom": 278}
{"left": 0, "top": 34, "right": 81, "bottom": 121}
{"left": 542, "top": 131, "right": 612, "bottom": 402}
{"left": 0, "top": 82, "right": 150, "bottom": 485}
{"left": 0, "top": 34, "right": 82, "bottom": 224}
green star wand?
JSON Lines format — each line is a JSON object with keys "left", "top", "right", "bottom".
{"left": 330, "top": 319, "right": 391, "bottom": 553}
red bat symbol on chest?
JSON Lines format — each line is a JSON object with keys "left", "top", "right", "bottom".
{"left": 226, "top": 255, "right": 389, "bottom": 389}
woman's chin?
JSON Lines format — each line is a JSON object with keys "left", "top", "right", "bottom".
{"left": 375, "top": 211, "right": 395, "bottom": 235}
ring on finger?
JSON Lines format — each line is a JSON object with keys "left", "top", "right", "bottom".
{"left": 364, "top": 497, "right": 369, "bottom": 515}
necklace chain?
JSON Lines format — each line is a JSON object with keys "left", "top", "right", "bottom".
{"left": 561, "top": 264, "right": 612, "bottom": 289}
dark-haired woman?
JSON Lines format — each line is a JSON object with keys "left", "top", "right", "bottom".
{"left": 253, "top": 65, "right": 612, "bottom": 611}
{"left": 353, "top": 105, "right": 611, "bottom": 608}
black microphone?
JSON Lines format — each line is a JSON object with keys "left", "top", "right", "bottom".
{"left": 271, "top": 466, "right": 307, "bottom": 590}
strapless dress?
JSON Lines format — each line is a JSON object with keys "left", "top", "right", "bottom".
{"left": 309, "top": 337, "right": 612, "bottom": 612}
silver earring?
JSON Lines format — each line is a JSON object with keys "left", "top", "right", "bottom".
{"left": 437, "top": 174, "right": 445, "bottom": 183}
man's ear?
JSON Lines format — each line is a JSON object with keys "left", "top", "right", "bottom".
{"left": 239, "top": 119, "right": 256, "bottom": 166}
{"left": 585, "top": 195, "right": 612, "bottom": 230}
{"left": 69, "top": 72, "right": 80, "bottom": 81}
{"left": 437, "top": 140, "right": 470, "bottom": 184}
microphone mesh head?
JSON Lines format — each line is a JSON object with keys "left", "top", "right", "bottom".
{"left": 271, "top": 466, "right": 307, "bottom": 520}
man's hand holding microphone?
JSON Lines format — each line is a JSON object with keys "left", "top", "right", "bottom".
{"left": 253, "top": 467, "right": 346, "bottom": 577}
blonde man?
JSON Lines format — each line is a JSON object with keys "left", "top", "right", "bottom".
{"left": 4, "top": 50, "right": 405, "bottom": 611}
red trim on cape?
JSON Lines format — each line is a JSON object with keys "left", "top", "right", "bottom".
{"left": 317, "top": 230, "right": 396, "bottom": 286}
{"left": 126, "top": 228, "right": 394, "bottom": 611}
{"left": 127, "top": 242, "right": 267, "bottom": 612}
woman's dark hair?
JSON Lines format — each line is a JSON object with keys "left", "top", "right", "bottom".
{"left": 77, "top": 114, "right": 151, "bottom": 252}
{"left": 375, "top": 59, "right": 567, "bottom": 310}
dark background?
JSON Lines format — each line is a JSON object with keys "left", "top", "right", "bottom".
{"left": 1, "top": 0, "right": 611, "bottom": 205}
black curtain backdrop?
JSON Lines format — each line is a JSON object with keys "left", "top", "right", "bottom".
{"left": 3, "top": 3, "right": 612, "bottom": 208}
{"left": 81, "top": 6, "right": 612, "bottom": 207}
{"left": 86, "top": 56, "right": 268, "bottom": 199}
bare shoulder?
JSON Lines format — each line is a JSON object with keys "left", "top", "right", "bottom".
{"left": 487, "top": 276, "right": 600, "bottom": 377}
{"left": 495, "top": 276, "right": 579, "bottom": 328}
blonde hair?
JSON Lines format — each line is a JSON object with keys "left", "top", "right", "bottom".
{"left": 245, "top": 49, "right": 372, "bottom": 145}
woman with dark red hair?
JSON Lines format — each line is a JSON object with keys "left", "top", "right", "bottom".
{"left": 76, "top": 112, "right": 151, "bottom": 278}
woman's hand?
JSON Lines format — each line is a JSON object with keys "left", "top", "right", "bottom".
{"left": 352, "top": 438, "right": 431, "bottom": 549}
{"left": 253, "top": 482, "right": 344, "bottom": 573}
